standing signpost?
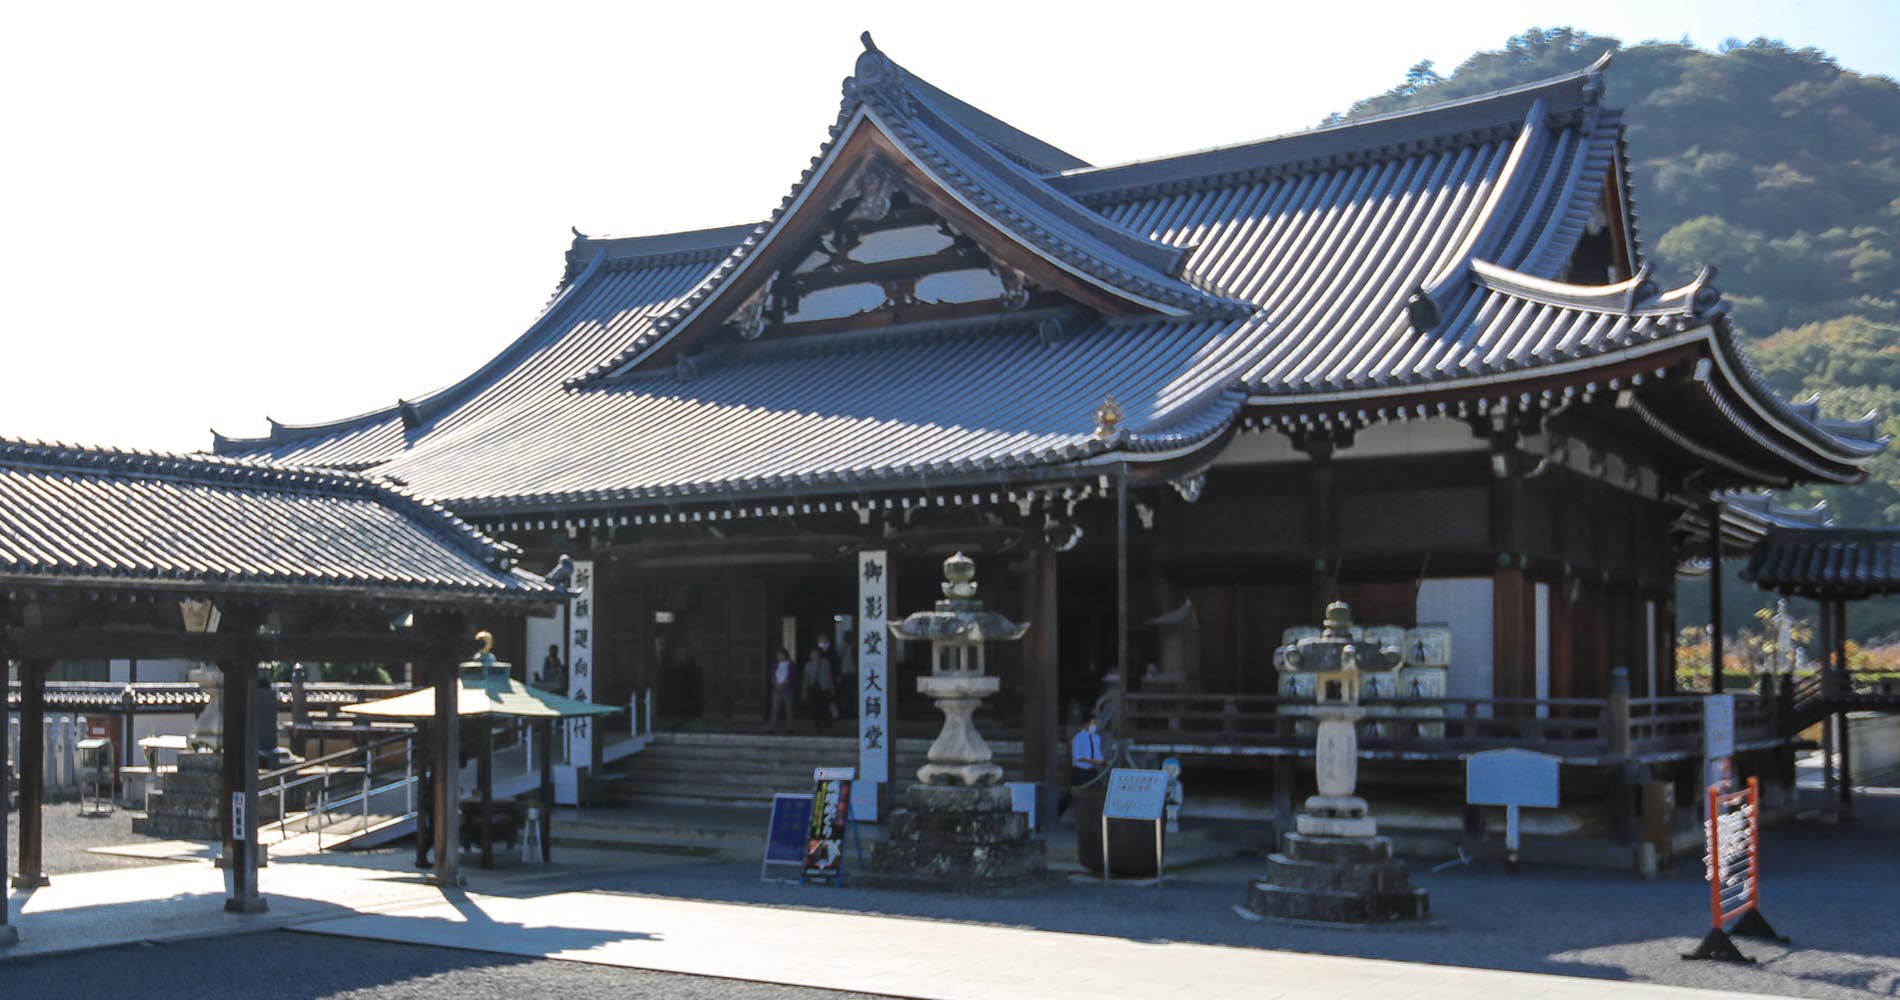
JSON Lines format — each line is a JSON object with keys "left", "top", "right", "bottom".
{"left": 804, "top": 766, "right": 861, "bottom": 885}
{"left": 565, "top": 559, "right": 597, "bottom": 774}
{"left": 1466, "top": 748, "right": 1560, "bottom": 873}
{"left": 1684, "top": 777, "right": 1788, "bottom": 962}
{"left": 856, "top": 551, "right": 891, "bottom": 822}
{"left": 1101, "top": 768, "right": 1170, "bottom": 885}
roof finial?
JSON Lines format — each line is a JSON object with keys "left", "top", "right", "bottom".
{"left": 860, "top": 31, "right": 878, "bottom": 53}
{"left": 1093, "top": 395, "right": 1124, "bottom": 440}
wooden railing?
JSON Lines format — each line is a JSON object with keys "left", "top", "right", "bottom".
{"left": 1124, "top": 688, "right": 1777, "bottom": 763}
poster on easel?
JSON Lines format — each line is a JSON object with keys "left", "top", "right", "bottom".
{"left": 804, "top": 766, "right": 855, "bottom": 883}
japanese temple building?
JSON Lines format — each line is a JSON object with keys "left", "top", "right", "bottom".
{"left": 214, "top": 39, "right": 1885, "bottom": 815}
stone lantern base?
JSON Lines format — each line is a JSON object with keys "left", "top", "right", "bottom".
{"left": 1247, "top": 831, "right": 1428, "bottom": 924}
{"left": 867, "top": 784, "right": 1046, "bottom": 892}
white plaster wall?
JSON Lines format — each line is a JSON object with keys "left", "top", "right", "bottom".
{"left": 1416, "top": 578, "right": 1494, "bottom": 702}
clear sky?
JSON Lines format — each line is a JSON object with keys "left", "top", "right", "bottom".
{"left": 3, "top": 0, "right": 1895, "bottom": 454}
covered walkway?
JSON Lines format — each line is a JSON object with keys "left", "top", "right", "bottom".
{"left": 2, "top": 438, "right": 562, "bottom": 947}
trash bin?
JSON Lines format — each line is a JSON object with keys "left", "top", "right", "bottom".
{"left": 1074, "top": 780, "right": 1163, "bottom": 877}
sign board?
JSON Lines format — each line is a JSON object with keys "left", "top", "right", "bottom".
{"left": 1703, "top": 694, "right": 1735, "bottom": 760}
{"left": 1006, "top": 780, "right": 1039, "bottom": 832}
{"left": 857, "top": 551, "right": 891, "bottom": 793}
{"left": 1103, "top": 768, "right": 1169, "bottom": 821}
{"left": 763, "top": 793, "right": 814, "bottom": 877}
{"left": 804, "top": 767, "right": 855, "bottom": 883}
{"left": 231, "top": 791, "right": 247, "bottom": 841}
{"left": 1466, "top": 748, "right": 1561, "bottom": 808}
{"left": 552, "top": 764, "right": 579, "bottom": 806}
{"left": 565, "top": 559, "right": 597, "bottom": 767}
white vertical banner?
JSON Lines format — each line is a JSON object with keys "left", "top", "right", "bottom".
{"left": 566, "top": 559, "right": 596, "bottom": 768}
{"left": 856, "top": 550, "right": 891, "bottom": 819}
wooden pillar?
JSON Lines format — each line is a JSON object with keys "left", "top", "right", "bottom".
{"left": 431, "top": 651, "right": 462, "bottom": 887}
{"left": 1836, "top": 600, "right": 1853, "bottom": 820}
{"left": 1021, "top": 544, "right": 1060, "bottom": 805}
{"left": 1820, "top": 600, "right": 1837, "bottom": 807}
{"left": 539, "top": 717, "right": 555, "bottom": 863}
{"left": 477, "top": 719, "right": 495, "bottom": 869}
{"left": 1491, "top": 434, "right": 1528, "bottom": 699}
{"left": 1307, "top": 450, "right": 1337, "bottom": 621}
{"left": 1114, "top": 467, "right": 1130, "bottom": 750}
{"left": 1706, "top": 501, "right": 1724, "bottom": 694}
{"left": 221, "top": 654, "right": 265, "bottom": 913}
{"left": 0, "top": 659, "right": 15, "bottom": 947}
{"left": 12, "top": 659, "right": 49, "bottom": 890}
{"left": 414, "top": 721, "right": 434, "bottom": 870}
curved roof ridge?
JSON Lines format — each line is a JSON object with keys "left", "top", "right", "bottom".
{"left": 1052, "top": 52, "right": 1613, "bottom": 202}
{"left": 581, "top": 37, "right": 1251, "bottom": 383}
{"left": 1470, "top": 258, "right": 1677, "bottom": 314}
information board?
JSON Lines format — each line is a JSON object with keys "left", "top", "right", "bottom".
{"left": 1466, "top": 748, "right": 1561, "bottom": 808}
{"left": 804, "top": 767, "right": 855, "bottom": 883}
{"left": 762, "top": 793, "right": 814, "bottom": 879}
{"left": 1103, "top": 768, "right": 1169, "bottom": 821}
{"left": 1703, "top": 694, "right": 1735, "bottom": 760}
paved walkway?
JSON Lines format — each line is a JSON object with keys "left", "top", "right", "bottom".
{"left": 291, "top": 885, "right": 1749, "bottom": 1000}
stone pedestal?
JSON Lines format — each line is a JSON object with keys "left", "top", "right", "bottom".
{"left": 1248, "top": 832, "right": 1429, "bottom": 924}
{"left": 133, "top": 751, "right": 225, "bottom": 841}
{"left": 916, "top": 674, "right": 1003, "bottom": 786}
{"left": 869, "top": 784, "right": 1045, "bottom": 891}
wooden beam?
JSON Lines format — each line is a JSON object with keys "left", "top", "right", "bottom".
{"left": 3, "top": 627, "right": 237, "bottom": 662}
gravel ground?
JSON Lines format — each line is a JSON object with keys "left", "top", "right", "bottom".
{"left": 509, "top": 791, "right": 1900, "bottom": 1000}
{"left": 4, "top": 802, "right": 175, "bottom": 876}
{"left": 0, "top": 932, "right": 879, "bottom": 1000}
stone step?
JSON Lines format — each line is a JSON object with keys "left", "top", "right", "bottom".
{"left": 1280, "top": 832, "right": 1394, "bottom": 865}
{"left": 1265, "top": 853, "right": 1416, "bottom": 895}
{"left": 1246, "top": 880, "right": 1430, "bottom": 924}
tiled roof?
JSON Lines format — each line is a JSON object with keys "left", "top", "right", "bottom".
{"left": 1744, "top": 528, "right": 1900, "bottom": 598}
{"left": 0, "top": 439, "right": 556, "bottom": 605}
{"left": 211, "top": 44, "right": 1882, "bottom": 508}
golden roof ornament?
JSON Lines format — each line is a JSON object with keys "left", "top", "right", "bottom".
{"left": 1093, "top": 395, "right": 1124, "bottom": 440}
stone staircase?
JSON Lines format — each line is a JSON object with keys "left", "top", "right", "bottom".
{"left": 587, "top": 732, "right": 1025, "bottom": 809}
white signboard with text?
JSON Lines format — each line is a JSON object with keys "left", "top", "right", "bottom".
{"left": 566, "top": 559, "right": 596, "bottom": 768}
{"left": 1704, "top": 693, "right": 1735, "bottom": 791}
{"left": 856, "top": 550, "right": 890, "bottom": 820}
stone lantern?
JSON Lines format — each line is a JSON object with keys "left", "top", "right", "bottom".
{"left": 1248, "top": 601, "right": 1429, "bottom": 923}
{"left": 893, "top": 551, "right": 1028, "bottom": 786}
{"left": 868, "top": 553, "right": 1045, "bottom": 890}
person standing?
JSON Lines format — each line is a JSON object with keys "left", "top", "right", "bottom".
{"left": 803, "top": 646, "right": 835, "bottom": 735}
{"left": 767, "top": 648, "right": 797, "bottom": 734}
{"left": 1058, "top": 713, "right": 1107, "bottom": 818}
{"left": 537, "top": 644, "right": 565, "bottom": 692}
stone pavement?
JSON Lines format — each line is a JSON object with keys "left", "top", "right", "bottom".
{"left": 290, "top": 885, "right": 1751, "bottom": 1000}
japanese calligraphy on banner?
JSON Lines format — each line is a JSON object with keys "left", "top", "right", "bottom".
{"left": 566, "top": 559, "right": 595, "bottom": 766}
{"left": 858, "top": 550, "right": 890, "bottom": 785}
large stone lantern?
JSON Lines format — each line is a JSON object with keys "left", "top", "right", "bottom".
{"left": 1248, "top": 601, "right": 1429, "bottom": 923}
{"left": 869, "top": 553, "right": 1045, "bottom": 890}
{"left": 891, "top": 551, "right": 1028, "bottom": 786}
{"left": 1278, "top": 601, "right": 1399, "bottom": 837}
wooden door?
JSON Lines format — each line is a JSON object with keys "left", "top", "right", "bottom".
{"left": 728, "top": 577, "right": 768, "bottom": 721}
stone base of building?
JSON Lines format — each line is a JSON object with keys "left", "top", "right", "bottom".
{"left": 1246, "top": 832, "right": 1429, "bottom": 925}
{"left": 132, "top": 751, "right": 226, "bottom": 841}
{"left": 867, "top": 784, "right": 1047, "bottom": 892}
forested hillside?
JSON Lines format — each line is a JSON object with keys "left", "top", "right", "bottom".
{"left": 1345, "top": 28, "right": 1900, "bottom": 642}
